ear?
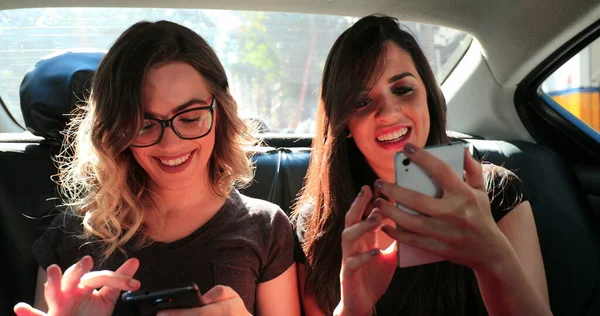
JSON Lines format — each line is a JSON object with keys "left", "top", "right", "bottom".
{"left": 346, "top": 131, "right": 352, "bottom": 138}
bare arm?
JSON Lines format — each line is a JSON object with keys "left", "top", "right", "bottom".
{"left": 256, "top": 263, "right": 301, "bottom": 316}
{"left": 475, "top": 201, "right": 551, "bottom": 315}
{"left": 297, "top": 263, "right": 327, "bottom": 316}
{"left": 33, "top": 267, "right": 49, "bottom": 312}
{"left": 498, "top": 201, "right": 549, "bottom": 304}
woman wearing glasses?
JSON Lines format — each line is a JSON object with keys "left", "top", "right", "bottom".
{"left": 14, "top": 21, "right": 300, "bottom": 316}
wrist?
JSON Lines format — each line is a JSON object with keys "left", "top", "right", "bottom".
{"left": 473, "top": 241, "right": 520, "bottom": 280}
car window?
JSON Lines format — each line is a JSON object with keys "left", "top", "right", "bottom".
{"left": 0, "top": 8, "right": 471, "bottom": 133}
{"left": 541, "top": 37, "right": 600, "bottom": 135}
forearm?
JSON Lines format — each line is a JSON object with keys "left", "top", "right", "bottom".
{"left": 333, "top": 302, "right": 372, "bottom": 316}
{"left": 474, "top": 248, "right": 552, "bottom": 316}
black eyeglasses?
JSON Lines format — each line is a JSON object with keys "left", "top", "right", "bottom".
{"left": 131, "top": 96, "right": 215, "bottom": 147}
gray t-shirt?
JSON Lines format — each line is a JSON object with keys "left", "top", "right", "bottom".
{"left": 32, "top": 190, "right": 295, "bottom": 315}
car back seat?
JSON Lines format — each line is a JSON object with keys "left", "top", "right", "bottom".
{"left": 1, "top": 52, "right": 598, "bottom": 315}
{"left": 0, "top": 51, "right": 103, "bottom": 312}
{"left": 468, "top": 139, "right": 600, "bottom": 315}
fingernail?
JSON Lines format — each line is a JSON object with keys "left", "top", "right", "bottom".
{"left": 369, "top": 249, "right": 380, "bottom": 256}
{"left": 357, "top": 186, "right": 365, "bottom": 196}
{"left": 368, "top": 214, "right": 379, "bottom": 223}
{"left": 404, "top": 143, "right": 417, "bottom": 154}
{"left": 374, "top": 180, "right": 383, "bottom": 190}
{"left": 129, "top": 279, "right": 140, "bottom": 288}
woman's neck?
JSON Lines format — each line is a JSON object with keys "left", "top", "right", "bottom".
{"left": 153, "top": 185, "right": 217, "bottom": 212}
{"left": 144, "top": 174, "right": 228, "bottom": 242}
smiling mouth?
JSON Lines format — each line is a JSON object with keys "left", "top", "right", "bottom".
{"left": 158, "top": 152, "right": 192, "bottom": 167}
{"left": 376, "top": 127, "right": 410, "bottom": 143}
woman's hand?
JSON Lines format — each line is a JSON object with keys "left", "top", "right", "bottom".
{"left": 334, "top": 186, "right": 397, "bottom": 316}
{"left": 14, "top": 256, "right": 141, "bottom": 316}
{"left": 376, "top": 143, "right": 513, "bottom": 273}
{"left": 157, "top": 285, "right": 251, "bottom": 316}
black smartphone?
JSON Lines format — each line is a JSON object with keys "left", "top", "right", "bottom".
{"left": 121, "top": 283, "right": 204, "bottom": 316}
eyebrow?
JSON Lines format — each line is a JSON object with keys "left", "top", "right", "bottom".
{"left": 145, "top": 98, "right": 209, "bottom": 118}
{"left": 360, "top": 72, "right": 417, "bottom": 92}
{"left": 388, "top": 72, "right": 416, "bottom": 84}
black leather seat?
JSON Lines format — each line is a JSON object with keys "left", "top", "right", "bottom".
{"left": 0, "top": 51, "right": 103, "bottom": 312}
{"left": 240, "top": 147, "right": 310, "bottom": 214}
{"left": 468, "top": 139, "right": 600, "bottom": 315}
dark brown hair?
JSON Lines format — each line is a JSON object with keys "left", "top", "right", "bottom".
{"left": 293, "top": 14, "right": 451, "bottom": 314}
{"left": 59, "top": 20, "right": 254, "bottom": 260}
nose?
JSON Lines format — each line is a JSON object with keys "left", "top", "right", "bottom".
{"left": 156, "top": 126, "right": 183, "bottom": 152}
{"left": 374, "top": 95, "right": 403, "bottom": 122}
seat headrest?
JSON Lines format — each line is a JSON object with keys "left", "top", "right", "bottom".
{"left": 19, "top": 51, "right": 104, "bottom": 140}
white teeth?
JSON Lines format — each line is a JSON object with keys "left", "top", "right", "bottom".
{"left": 377, "top": 127, "right": 409, "bottom": 142}
{"left": 159, "top": 153, "right": 191, "bottom": 166}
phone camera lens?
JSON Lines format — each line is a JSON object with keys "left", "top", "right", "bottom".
{"left": 402, "top": 158, "right": 411, "bottom": 166}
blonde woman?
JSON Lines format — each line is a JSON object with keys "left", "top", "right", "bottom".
{"left": 14, "top": 20, "right": 300, "bottom": 316}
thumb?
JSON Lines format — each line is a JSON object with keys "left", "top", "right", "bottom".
{"left": 201, "top": 285, "right": 238, "bottom": 305}
{"left": 14, "top": 303, "right": 47, "bottom": 316}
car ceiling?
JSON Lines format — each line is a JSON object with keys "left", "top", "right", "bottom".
{"left": 1, "top": 0, "right": 599, "bottom": 141}
{"left": 2, "top": 0, "right": 599, "bottom": 86}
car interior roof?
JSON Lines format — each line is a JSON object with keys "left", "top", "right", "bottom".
{"left": 1, "top": 0, "right": 599, "bottom": 141}
{"left": 1, "top": 0, "right": 599, "bottom": 87}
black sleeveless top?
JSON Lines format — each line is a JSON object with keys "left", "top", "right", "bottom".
{"left": 296, "top": 163, "right": 528, "bottom": 316}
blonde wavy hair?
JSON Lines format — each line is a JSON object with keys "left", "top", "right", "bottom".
{"left": 57, "top": 20, "right": 255, "bottom": 261}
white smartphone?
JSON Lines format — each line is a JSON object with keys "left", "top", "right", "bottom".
{"left": 393, "top": 142, "right": 466, "bottom": 267}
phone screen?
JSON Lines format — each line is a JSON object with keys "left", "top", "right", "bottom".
{"left": 121, "top": 283, "right": 203, "bottom": 316}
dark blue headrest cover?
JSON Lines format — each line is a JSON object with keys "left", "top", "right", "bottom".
{"left": 19, "top": 51, "right": 104, "bottom": 140}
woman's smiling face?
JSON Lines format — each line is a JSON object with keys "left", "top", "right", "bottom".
{"left": 129, "top": 61, "right": 217, "bottom": 192}
{"left": 347, "top": 41, "right": 430, "bottom": 182}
